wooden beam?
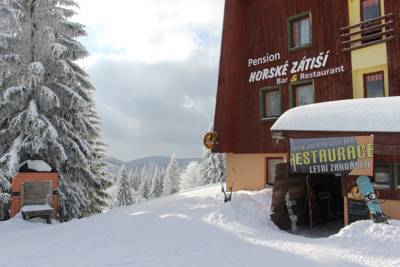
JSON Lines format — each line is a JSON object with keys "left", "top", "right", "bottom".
{"left": 342, "top": 36, "right": 395, "bottom": 52}
{"left": 340, "top": 21, "right": 394, "bottom": 38}
{"left": 341, "top": 29, "right": 395, "bottom": 45}
{"left": 340, "top": 13, "right": 393, "bottom": 31}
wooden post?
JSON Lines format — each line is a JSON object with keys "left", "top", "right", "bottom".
{"left": 306, "top": 175, "right": 313, "bottom": 228}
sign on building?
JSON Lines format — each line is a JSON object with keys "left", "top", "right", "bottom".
{"left": 289, "top": 136, "right": 374, "bottom": 176}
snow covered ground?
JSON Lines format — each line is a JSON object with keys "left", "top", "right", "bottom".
{"left": 1, "top": 185, "right": 399, "bottom": 267}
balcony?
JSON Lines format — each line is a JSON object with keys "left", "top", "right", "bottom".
{"left": 340, "top": 13, "right": 395, "bottom": 52}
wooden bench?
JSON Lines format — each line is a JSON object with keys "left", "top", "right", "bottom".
{"left": 21, "top": 181, "right": 54, "bottom": 224}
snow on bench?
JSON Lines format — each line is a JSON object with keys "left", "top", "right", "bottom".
{"left": 21, "top": 205, "right": 53, "bottom": 213}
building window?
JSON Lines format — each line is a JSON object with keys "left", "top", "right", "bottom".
{"left": 288, "top": 12, "right": 312, "bottom": 50}
{"left": 364, "top": 72, "right": 384, "bottom": 98}
{"left": 373, "top": 164, "right": 391, "bottom": 189}
{"left": 361, "top": 0, "right": 381, "bottom": 21}
{"left": 361, "top": 0, "right": 382, "bottom": 43}
{"left": 260, "top": 87, "right": 281, "bottom": 119}
{"left": 266, "top": 158, "right": 285, "bottom": 186}
{"left": 396, "top": 164, "right": 400, "bottom": 189}
{"left": 291, "top": 82, "right": 314, "bottom": 107}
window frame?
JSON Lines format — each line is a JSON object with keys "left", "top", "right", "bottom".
{"left": 287, "top": 11, "right": 312, "bottom": 52}
{"left": 289, "top": 80, "right": 315, "bottom": 108}
{"left": 265, "top": 157, "right": 285, "bottom": 186}
{"left": 363, "top": 71, "right": 385, "bottom": 98}
{"left": 260, "top": 86, "right": 282, "bottom": 120}
{"left": 360, "top": 0, "right": 382, "bottom": 43}
{"left": 373, "top": 162, "right": 393, "bottom": 189}
{"left": 360, "top": 0, "right": 381, "bottom": 22}
{"left": 395, "top": 163, "right": 400, "bottom": 189}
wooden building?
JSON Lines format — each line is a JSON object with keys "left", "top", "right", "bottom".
{"left": 271, "top": 97, "right": 400, "bottom": 227}
{"left": 212, "top": 0, "right": 400, "bottom": 227}
{"left": 11, "top": 161, "right": 59, "bottom": 220}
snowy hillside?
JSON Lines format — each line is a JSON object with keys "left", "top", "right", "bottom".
{"left": 1, "top": 185, "right": 399, "bottom": 267}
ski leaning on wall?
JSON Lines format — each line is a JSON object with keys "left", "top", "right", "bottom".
{"left": 285, "top": 192, "right": 298, "bottom": 233}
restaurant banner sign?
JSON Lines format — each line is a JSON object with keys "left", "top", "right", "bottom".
{"left": 290, "top": 136, "right": 374, "bottom": 176}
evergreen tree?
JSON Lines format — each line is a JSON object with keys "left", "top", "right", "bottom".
{"left": 132, "top": 167, "right": 141, "bottom": 191}
{"left": 107, "top": 172, "right": 119, "bottom": 208}
{"left": 152, "top": 170, "right": 164, "bottom": 198}
{"left": 200, "top": 149, "right": 226, "bottom": 185}
{"left": 151, "top": 166, "right": 164, "bottom": 198}
{"left": 139, "top": 163, "right": 155, "bottom": 200}
{"left": 164, "top": 154, "right": 181, "bottom": 195}
{"left": 128, "top": 168, "right": 134, "bottom": 188}
{"left": 141, "top": 177, "right": 151, "bottom": 200}
{"left": 84, "top": 107, "right": 111, "bottom": 214}
{"left": 0, "top": 0, "right": 109, "bottom": 220}
{"left": 180, "top": 161, "right": 201, "bottom": 190}
{"left": 117, "top": 165, "right": 133, "bottom": 206}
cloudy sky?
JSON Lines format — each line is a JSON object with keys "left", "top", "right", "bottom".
{"left": 74, "top": 0, "right": 225, "bottom": 161}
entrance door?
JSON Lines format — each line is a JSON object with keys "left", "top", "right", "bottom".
{"left": 306, "top": 174, "right": 344, "bottom": 227}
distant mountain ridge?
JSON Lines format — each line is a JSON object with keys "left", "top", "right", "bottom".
{"left": 105, "top": 156, "right": 200, "bottom": 174}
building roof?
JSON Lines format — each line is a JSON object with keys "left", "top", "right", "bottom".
{"left": 18, "top": 160, "right": 54, "bottom": 173}
{"left": 271, "top": 97, "right": 400, "bottom": 133}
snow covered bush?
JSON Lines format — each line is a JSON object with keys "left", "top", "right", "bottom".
{"left": 0, "top": 0, "right": 110, "bottom": 221}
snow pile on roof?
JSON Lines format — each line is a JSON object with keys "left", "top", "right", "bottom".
{"left": 19, "top": 160, "right": 52, "bottom": 172}
{"left": 271, "top": 96, "right": 400, "bottom": 132}
{"left": 1, "top": 185, "right": 400, "bottom": 267}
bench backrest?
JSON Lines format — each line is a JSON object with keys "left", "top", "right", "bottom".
{"left": 21, "top": 181, "right": 53, "bottom": 206}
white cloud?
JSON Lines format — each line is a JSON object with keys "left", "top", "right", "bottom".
{"left": 71, "top": 0, "right": 224, "bottom": 160}
{"left": 74, "top": 0, "right": 224, "bottom": 64}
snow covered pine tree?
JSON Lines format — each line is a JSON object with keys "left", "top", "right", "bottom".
{"left": 164, "top": 154, "right": 181, "bottom": 195}
{"left": 151, "top": 165, "right": 164, "bottom": 198}
{"left": 117, "top": 165, "right": 133, "bottom": 206}
{"left": 0, "top": 0, "right": 110, "bottom": 221}
{"left": 200, "top": 148, "right": 226, "bottom": 185}
{"left": 180, "top": 161, "right": 201, "bottom": 190}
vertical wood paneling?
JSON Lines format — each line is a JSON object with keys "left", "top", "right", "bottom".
{"left": 11, "top": 173, "right": 59, "bottom": 217}
{"left": 385, "top": 0, "right": 400, "bottom": 96}
{"left": 213, "top": 0, "right": 354, "bottom": 154}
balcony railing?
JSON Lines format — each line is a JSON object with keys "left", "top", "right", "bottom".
{"left": 340, "top": 13, "right": 395, "bottom": 52}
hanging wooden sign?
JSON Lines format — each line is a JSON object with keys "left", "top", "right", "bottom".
{"left": 203, "top": 132, "right": 218, "bottom": 150}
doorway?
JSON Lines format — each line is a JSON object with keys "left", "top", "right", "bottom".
{"left": 298, "top": 174, "right": 344, "bottom": 237}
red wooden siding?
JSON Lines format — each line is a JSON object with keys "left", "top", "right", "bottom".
{"left": 213, "top": 0, "right": 353, "bottom": 154}
{"left": 385, "top": 0, "right": 400, "bottom": 96}
{"left": 11, "top": 172, "right": 59, "bottom": 217}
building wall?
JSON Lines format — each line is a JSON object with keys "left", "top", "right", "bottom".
{"left": 385, "top": 0, "right": 400, "bottom": 96}
{"left": 381, "top": 199, "right": 400, "bottom": 219}
{"left": 352, "top": 63, "right": 389, "bottom": 98}
{"left": 226, "top": 153, "right": 287, "bottom": 191}
{"left": 348, "top": 0, "right": 390, "bottom": 98}
{"left": 214, "top": 0, "right": 400, "bottom": 228}
{"left": 344, "top": 196, "right": 400, "bottom": 225}
{"left": 214, "top": 0, "right": 400, "bottom": 155}
{"left": 213, "top": 0, "right": 352, "bottom": 155}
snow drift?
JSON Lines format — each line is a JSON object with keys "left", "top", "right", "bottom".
{"left": 0, "top": 185, "right": 399, "bottom": 267}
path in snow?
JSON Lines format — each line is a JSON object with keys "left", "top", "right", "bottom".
{"left": 1, "top": 185, "right": 399, "bottom": 267}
